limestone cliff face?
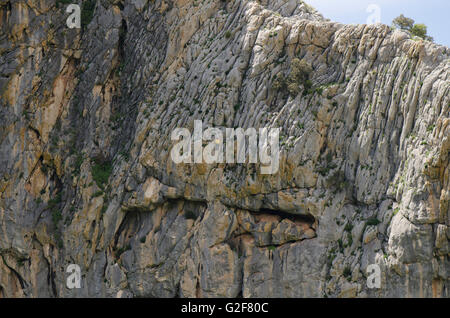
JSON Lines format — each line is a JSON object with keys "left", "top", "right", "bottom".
{"left": 0, "top": 0, "right": 448, "bottom": 298}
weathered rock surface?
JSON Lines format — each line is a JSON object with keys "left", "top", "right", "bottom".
{"left": 0, "top": 0, "right": 448, "bottom": 297}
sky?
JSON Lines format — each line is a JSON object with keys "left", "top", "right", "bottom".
{"left": 306, "top": 0, "right": 450, "bottom": 47}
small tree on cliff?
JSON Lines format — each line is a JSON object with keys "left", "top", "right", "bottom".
{"left": 410, "top": 24, "right": 432, "bottom": 41}
{"left": 392, "top": 14, "right": 433, "bottom": 41}
{"left": 392, "top": 14, "right": 414, "bottom": 30}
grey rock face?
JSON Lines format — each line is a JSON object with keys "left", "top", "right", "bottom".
{"left": 0, "top": 0, "right": 448, "bottom": 298}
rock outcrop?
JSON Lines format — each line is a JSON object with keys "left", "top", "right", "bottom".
{"left": 0, "top": 0, "right": 448, "bottom": 297}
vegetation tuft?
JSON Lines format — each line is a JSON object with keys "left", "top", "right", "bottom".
{"left": 91, "top": 155, "right": 112, "bottom": 190}
{"left": 81, "top": 0, "right": 96, "bottom": 28}
{"left": 273, "top": 58, "right": 313, "bottom": 96}
{"left": 392, "top": 14, "right": 433, "bottom": 41}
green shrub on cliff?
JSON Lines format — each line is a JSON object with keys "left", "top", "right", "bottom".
{"left": 81, "top": 0, "right": 97, "bottom": 28}
{"left": 392, "top": 14, "right": 433, "bottom": 41}
{"left": 91, "top": 156, "right": 112, "bottom": 190}
{"left": 273, "top": 58, "right": 313, "bottom": 96}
